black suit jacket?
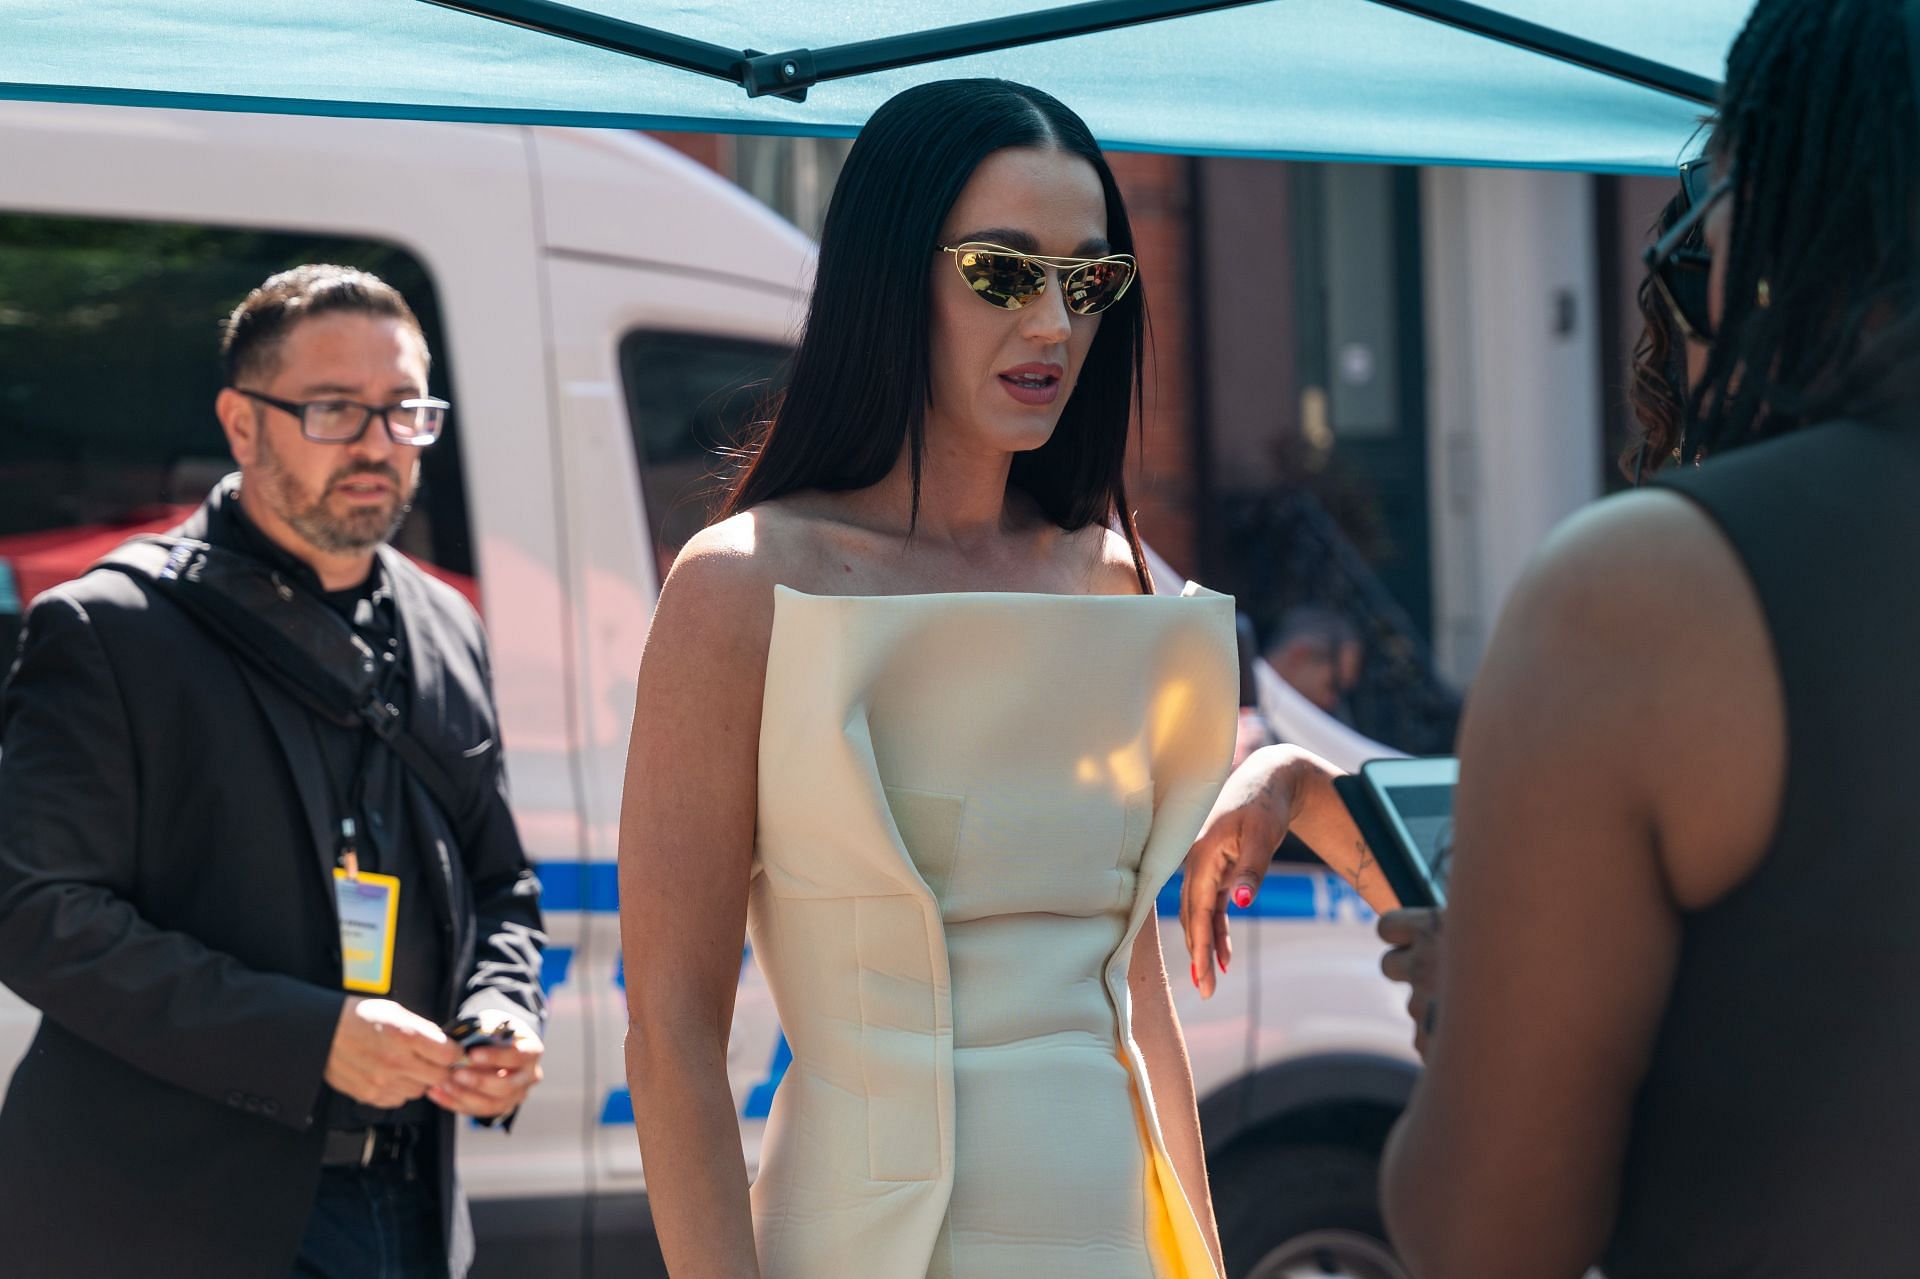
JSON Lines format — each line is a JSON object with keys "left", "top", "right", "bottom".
{"left": 0, "top": 487, "right": 546, "bottom": 1278}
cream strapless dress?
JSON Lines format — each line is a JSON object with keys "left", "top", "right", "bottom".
{"left": 747, "top": 584, "right": 1236, "bottom": 1279}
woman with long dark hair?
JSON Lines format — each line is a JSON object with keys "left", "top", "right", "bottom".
{"left": 615, "top": 78, "right": 1289, "bottom": 1279}
{"left": 1185, "top": 0, "right": 1920, "bottom": 1273}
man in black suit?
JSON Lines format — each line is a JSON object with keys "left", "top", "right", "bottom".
{"left": 0, "top": 265, "right": 547, "bottom": 1278}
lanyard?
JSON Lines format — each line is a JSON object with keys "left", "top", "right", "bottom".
{"left": 330, "top": 584, "right": 407, "bottom": 881}
{"left": 335, "top": 733, "right": 377, "bottom": 881}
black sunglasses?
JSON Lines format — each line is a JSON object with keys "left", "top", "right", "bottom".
{"left": 1643, "top": 156, "right": 1730, "bottom": 344}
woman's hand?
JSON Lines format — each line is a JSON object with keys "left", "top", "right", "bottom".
{"left": 1184, "top": 745, "right": 1402, "bottom": 1000}
{"left": 1378, "top": 907, "right": 1444, "bottom": 1060}
{"left": 1181, "top": 746, "right": 1297, "bottom": 1000}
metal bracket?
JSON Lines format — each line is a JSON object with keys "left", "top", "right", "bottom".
{"left": 739, "top": 49, "right": 816, "bottom": 102}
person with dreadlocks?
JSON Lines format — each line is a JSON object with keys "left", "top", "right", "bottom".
{"left": 1381, "top": 0, "right": 1920, "bottom": 1271}
{"left": 1181, "top": 0, "right": 1920, "bottom": 1274}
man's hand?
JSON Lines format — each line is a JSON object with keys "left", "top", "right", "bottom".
{"left": 1377, "top": 907, "right": 1444, "bottom": 1060}
{"left": 428, "top": 1012, "right": 545, "bottom": 1119}
{"left": 325, "top": 997, "right": 461, "bottom": 1109}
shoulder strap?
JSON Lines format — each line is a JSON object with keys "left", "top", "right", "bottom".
{"left": 97, "top": 537, "right": 476, "bottom": 829}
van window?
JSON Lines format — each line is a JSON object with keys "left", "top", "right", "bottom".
{"left": 0, "top": 214, "right": 476, "bottom": 658}
{"left": 618, "top": 331, "right": 790, "bottom": 578}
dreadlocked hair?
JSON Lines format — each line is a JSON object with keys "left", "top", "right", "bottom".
{"left": 1624, "top": 192, "right": 1691, "bottom": 482}
{"left": 1687, "top": 0, "right": 1920, "bottom": 462}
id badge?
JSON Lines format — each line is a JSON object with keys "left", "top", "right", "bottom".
{"left": 333, "top": 869, "right": 401, "bottom": 994}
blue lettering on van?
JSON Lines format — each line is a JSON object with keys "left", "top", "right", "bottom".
{"left": 533, "top": 861, "right": 619, "bottom": 913}
{"left": 742, "top": 1033, "right": 792, "bottom": 1119}
{"left": 536, "top": 862, "right": 1353, "bottom": 922}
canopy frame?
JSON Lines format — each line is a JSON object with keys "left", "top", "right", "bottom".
{"left": 422, "top": 0, "right": 1721, "bottom": 106}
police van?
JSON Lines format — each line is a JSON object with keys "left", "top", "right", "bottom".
{"left": 0, "top": 102, "right": 1419, "bottom": 1279}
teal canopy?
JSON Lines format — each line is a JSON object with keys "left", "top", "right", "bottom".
{"left": 3, "top": 1, "right": 1749, "bottom": 171}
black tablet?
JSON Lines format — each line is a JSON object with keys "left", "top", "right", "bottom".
{"left": 1332, "top": 757, "right": 1457, "bottom": 908}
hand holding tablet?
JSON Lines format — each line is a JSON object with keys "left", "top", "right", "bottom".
{"left": 1334, "top": 757, "right": 1458, "bottom": 909}
{"left": 1336, "top": 757, "right": 1456, "bottom": 1059}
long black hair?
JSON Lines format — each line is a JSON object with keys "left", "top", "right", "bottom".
{"left": 721, "top": 78, "right": 1153, "bottom": 591}
{"left": 1687, "top": 0, "right": 1920, "bottom": 460}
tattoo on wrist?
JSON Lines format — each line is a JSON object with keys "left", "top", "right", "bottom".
{"left": 1345, "top": 838, "right": 1376, "bottom": 890}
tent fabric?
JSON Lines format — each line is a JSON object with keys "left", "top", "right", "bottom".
{"left": 5, "top": 1, "right": 1747, "bottom": 171}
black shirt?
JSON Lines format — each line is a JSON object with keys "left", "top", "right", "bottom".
{"left": 218, "top": 492, "right": 449, "bottom": 1129}
{"left": 1603, "top": 418, "right": 1920, "bottom": 1277}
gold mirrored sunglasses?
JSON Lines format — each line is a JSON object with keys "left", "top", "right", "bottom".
{"left": 937, "top": 242, "right": 1138, "bottom": 316}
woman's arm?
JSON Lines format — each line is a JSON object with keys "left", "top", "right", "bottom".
{"left": 617, "top": 524, "right": 775, "bottom": 1279}
{"left": 1181, "top": 744, "right": 1399, "bottom": 1000}
{"left": 1381, "top": 491, "right": 1783, "bottom": 1278}
{"left": 1129, "top": 921, "right": 1225, "bottom": 1277}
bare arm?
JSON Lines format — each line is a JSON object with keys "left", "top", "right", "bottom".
{"left": 1181, "top": 744, "right": 1399, "bottom": 1000}
{"left": 1270, "top": 748, "right": 1398, "bottom": 912}
{"left": 1380, "top": 491, "right": 1783, "bottom": 1278}
{"left": 617, "top": 525, "right": 774, "bottom": 1279}
{"left": 1129, "top": 920, "right": 1225, "bottom": 1276}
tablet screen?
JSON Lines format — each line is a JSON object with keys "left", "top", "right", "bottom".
{"left": 1359, "top": 758, "right": 1458, "bottom": 905}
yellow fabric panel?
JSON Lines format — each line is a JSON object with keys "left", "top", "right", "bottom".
{"left": 1128, "top": 1047, "right": 1221, "bottom": 1279}
{"left": 1145, "top": 1140, "right": 1221, "bottom": 1279}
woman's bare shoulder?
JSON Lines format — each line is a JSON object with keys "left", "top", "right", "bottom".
{"left": 1477, "top": 486, "right": 1783, "bottom": 906}
{"left": 666, "top": 504, "right": 828, "bottom": 591}
{"left": 649, "top": 513, "right": 795, "bottom": 673}
{"left": 667, "top": 513, "right": 774, "bottom": 595}
{"left": 1508, "top": 487, "right": 1759, "bottom": 656}
{"left": 660, "top": 499, "right": 862, "bottom": 617}
{"left": 1078, "top": 523, "right": 1152, "bottom": 596}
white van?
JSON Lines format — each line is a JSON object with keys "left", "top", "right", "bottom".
{"left": 0, "top": 101, "right": 1419, "bottom": 1279}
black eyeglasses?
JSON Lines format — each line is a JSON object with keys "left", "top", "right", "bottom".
{"left": 1643, "top": 156, "right": 1731, "bottom": 344}
{"left": 233, "top": 388, "right": 448, "bottom": 446}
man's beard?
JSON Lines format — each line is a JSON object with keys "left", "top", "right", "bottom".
{"left": 255, "top": 428, "right": 414, "bottom": 555}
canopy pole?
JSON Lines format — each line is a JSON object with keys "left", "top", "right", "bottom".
{"left": 418, "top": 0, "right": 1279, "bottom": 101}
{"left": 418, "top": 0, "right": 745, "bottom": 82}
{"left": 1364, "top": 0, "right": 1720, "bottom": 106}
{"left": 737, "top": 0, "right": 1277, "bottom": 98}
{"left": 421, "top": 0, "right": 1719, "bottom": 110}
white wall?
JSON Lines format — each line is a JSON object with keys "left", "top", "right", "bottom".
{"left": 1421, "top": 167, "right": 1603, "bottom": 686}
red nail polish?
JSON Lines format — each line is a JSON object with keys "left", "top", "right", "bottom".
{"left": 1217, "top": 952, "right": 1229, "bottom": 974}
{"left": 1232, "top": 884, "right": 1254, "bottom": 909}
{"left": 1191, "top": 960, "right": 1203, "bottom": 987}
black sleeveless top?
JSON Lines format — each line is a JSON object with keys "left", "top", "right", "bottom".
{"left": 1603, "top": 419, "right": 1920, "bottom": 1277}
